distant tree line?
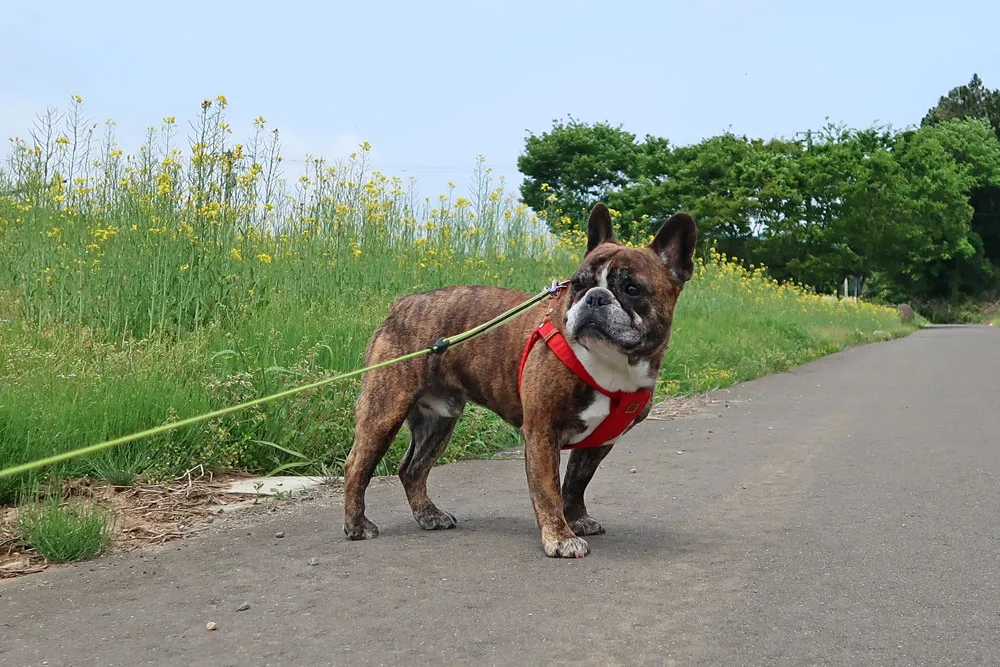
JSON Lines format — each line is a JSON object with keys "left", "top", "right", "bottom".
{"left": 518, "top": 75, "right": 1000, "bottom": 306}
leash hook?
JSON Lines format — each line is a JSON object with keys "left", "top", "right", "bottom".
{"left": 545, "top": 278, "right": 571, "bottom": 297}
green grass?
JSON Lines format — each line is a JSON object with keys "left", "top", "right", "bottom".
{"left": 659, "top": 256, "right": 913, "bottom": 393}
{"left": 17, "top": 493, "right": 113, "bottom": 562}
{"left": 0, "top": 97, "right": 916, "bottom": 506}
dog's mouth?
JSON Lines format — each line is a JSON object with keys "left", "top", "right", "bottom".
{"left": 571, "top": 318, "right": 642, "bottom": 352}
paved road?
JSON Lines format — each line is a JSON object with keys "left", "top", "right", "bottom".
{"left": 3, "top": 326, "right": 999, "bottom": 666}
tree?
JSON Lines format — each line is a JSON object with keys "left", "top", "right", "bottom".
{"left": 922, "top": 74, "right": 1000, "bottom": 139}
{"left": 891, "top": 119, "right": 1000, "bottom": 298}
{"left": 922, "top": 75, "right": 1000, "bottom": 279}
{"left": 612, "top": 134, "right": 793, "bottom": 259}
{"left": 519, "top": 107, "right": 1000, "bottom": 305}
{"left": 518, "top": 119, "right": 646, "bottom": 234}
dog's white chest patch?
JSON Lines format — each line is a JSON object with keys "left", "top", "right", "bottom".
{"left": 569, "top": 342, "right": 656, "bottom": 393}
{"left": 567, "top": 393, "right": 612, "bottom": 445}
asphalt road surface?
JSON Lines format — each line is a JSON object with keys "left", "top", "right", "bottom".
{"left": 3, "top": 325, "right": 999, "bottom": 666}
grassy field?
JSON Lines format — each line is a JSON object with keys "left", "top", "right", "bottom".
{"left": 0, "top": 97, "right": 916, "bottom": 510}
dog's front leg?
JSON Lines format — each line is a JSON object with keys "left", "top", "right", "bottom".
{"left": 523, "top": 429, "right": 591, "bottom": 558}
{"left": 562, "top": 443, "right": 614, "bottom": 536}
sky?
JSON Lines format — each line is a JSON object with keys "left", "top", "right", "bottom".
{"left": 2, "top": 0, "right": 998, "bottom": 200}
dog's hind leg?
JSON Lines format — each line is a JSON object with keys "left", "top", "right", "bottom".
{"left": 398, "top": 394, "right": 464, "bottom": 531}
{"left": 343, "top": 371, "right": 411, "bottom": 541}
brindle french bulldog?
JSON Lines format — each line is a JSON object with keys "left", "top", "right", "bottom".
{"left": 343, "top": 204, "right": 696, "bottom": 557}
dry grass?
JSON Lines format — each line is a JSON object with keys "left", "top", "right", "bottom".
{"left": 0, "top": 473, "right": 271, "bottom": 578}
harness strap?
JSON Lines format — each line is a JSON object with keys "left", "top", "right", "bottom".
{"left": 518, "top": 320, "right": 652, "bottom": 450}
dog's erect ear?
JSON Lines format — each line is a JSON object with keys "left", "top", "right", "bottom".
{"left": 649, "top": 213, "right": 697, "bottom": 283}
{"left": 586, "top": 204, "right": 616, "bottom": 255}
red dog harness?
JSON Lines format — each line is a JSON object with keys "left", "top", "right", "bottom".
{"left": 518, "top": 320, "right": 652, "bottom": 450}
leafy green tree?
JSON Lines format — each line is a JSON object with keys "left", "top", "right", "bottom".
{"left": 893, "top": 119, "right": 1000, "bottom": 298}
{"left": 922, "top": 75, "right": 1000, "bottom": 278}
{"left": 922, "top": 74, "right": 1000, "bottom": 139}
{"left": 612, "top": 134, "right": 793, "bottom": 259}
{"left": 519, "top": 105, "right": 1000, "bottom": 306}
{"left": 655, "top": 134, "right": 759, "bottom": 258}
{"left": 518, "top": 119, "right": 646, "bottom": 234}
{"left": 753, "top": 126, "right": 864, "bottom": 292}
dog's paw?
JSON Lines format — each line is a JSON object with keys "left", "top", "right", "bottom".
{"left": 568, "top": 515, "right": 605, "bottom": 536}
{"left": 542, "top": 535, "right": 591, "bottom": 559}
{"left": 414, "top": 507, "right": 458, "bottom": 531}
{"left": 343, "top": 516, "right": 380, "bottom": 540}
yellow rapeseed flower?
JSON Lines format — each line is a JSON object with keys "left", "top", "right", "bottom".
{"left": 91, "top": 226, "right": 118, "bottom": 241}
{"left": 156, "top": 172, "right": 172, "bottom": 196}
{"left": 255, "top": 253, "right": 272, "bottom": 264}
{"left": 230, "top": 248, "right": 243, "bottom": 261}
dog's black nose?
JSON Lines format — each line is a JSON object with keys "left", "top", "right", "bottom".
{"left": 585, "top": 288, "right": 613, "bottom": 309}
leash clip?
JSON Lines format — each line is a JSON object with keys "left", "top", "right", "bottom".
{"left": 545, "top": 278, "right": 571, "bottom": 298}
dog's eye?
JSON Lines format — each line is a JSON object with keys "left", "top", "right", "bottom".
{"left": 624, "top": 282, "right": 642, "bottom": 297}
{"left": 571, "top": 278, "right": 585, "bottom": 293}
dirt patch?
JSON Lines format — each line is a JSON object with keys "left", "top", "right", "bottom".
{"left": 648, "top": 394, "right": 715, "bottom": 420}
{"left": 0, "top": 471, "right": 278, "bottom": 579}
